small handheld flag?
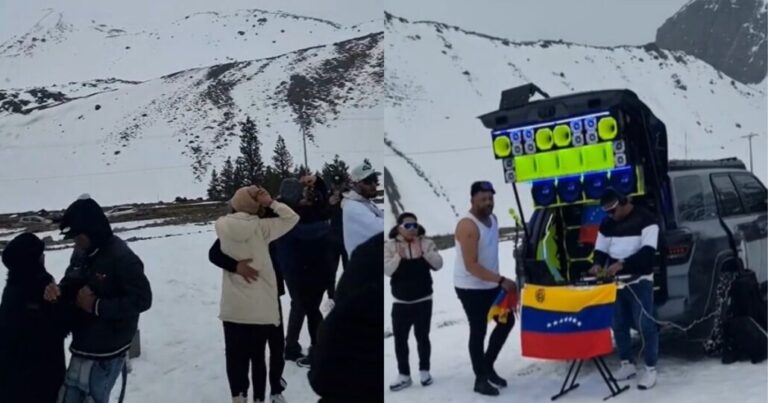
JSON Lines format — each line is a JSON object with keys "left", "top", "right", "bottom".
{"left": 487, "top": 286, "right": 519, "bottom": 324}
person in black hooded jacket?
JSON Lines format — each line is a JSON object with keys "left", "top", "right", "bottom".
{"left": 44, "top": 196, "right": 152, "bottom": 403}
{"left": 274, "top": 175, "right": 334, "bottom": 368}
{"left": 0, "top": 233, "right": 73, "bottom": 403}
{"left": 308, "top": 232, "right": 384, "bottom": 403}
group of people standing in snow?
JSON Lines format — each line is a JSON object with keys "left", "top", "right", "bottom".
{"left": 0, "top": 195, "right": 153, "bottom": 403}
{"left": 209, "top": 160, "right": 384, "bottom": 403}
{"left": 385, "top": 181, "right": 661, "bottom": 396}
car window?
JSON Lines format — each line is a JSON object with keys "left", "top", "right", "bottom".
{"left": 711, "top": 174, "right": 745, "bottom": 217}
{"left": 673, "top": 175, "right": 717, "bottom": 222}
{"left": 730, "top": 172, "right": 767, "bottom": 214}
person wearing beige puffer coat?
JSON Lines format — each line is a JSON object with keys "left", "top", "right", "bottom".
{"left": 214, "top": 185, "right": 299, "bottom": 403}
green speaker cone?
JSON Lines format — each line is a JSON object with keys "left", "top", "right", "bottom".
{"left": 598, "top": 116, "right": 618, "bottom": 140}
{"left": 535, "top": 128, "right": 554, "bottom": 151}
{"left": 493, "top": 135, "right": 512, "bottom": 158}
{"left": 553, "top": 125, "right": 572, "bottom": 147}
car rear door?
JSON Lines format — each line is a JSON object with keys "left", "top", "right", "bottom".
{"left": 711, "top": 172, "right": 768, "bottom": 284}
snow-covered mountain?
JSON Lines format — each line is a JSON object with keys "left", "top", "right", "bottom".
{"left": 0, "top": 8, "right": 378, "bottom": 87}
{"left": 656, "top": 0, "right": 767, "bottom": 84}
{"left": 0, "top": 9, "right": 383, "bottom": 214}
{"left": 384, "top": 13, "right": 767, "bottom": 235}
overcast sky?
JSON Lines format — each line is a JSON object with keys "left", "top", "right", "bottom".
{"left": 387, "top": 0, "right": 691, "bottom": 46}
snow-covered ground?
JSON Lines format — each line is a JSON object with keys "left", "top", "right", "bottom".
{"left": 384, "top": 241, "right": 768, "bottom": 402}
{"left": 0, "top": 223, "right": 332, "bottom": 402}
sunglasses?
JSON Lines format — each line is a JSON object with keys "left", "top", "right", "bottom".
{"left": 362, "top": 175, "right": 379, "bottom": 185}
{"left": 401, "top": 222, "right": 418, "bottom": 230}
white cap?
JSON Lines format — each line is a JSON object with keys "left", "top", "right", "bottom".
{"left": 77, "top": 193, "right": 91, "bottom": 200}
{"left": 349, "top": 161, "right": 380, "bottom": 182}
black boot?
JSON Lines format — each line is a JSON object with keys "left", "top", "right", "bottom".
{"left": 474, "top": 378, "right": 500, "bottom": 396}
{"left": 487, "top": 369, "right": 508, "bottom": 388}
{"left": 296, "top": 347, "right": 313, "bottom": 368}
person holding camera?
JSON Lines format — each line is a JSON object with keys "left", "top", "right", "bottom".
{"left": 274, "top": 175, "right": 333, "bottom": 368}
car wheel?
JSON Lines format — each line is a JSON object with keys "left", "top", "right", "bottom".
{"left": 703, "top": 270, "right": 738, "bottom": 355}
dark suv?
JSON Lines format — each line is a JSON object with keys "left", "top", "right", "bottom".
{"left": 479, "top": 85, "right": 767, "bottom": 342}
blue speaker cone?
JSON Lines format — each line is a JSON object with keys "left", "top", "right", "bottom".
{"left": 523, "top": 128, "right": 535, "bottom": 142}
{"left": 610, "top": 167, "right": 636, "bottom": 195}
{"left": 511, "top": 130, "right": 522, "bottom": 143}
{"left": 585, "top": 116, "right": 597, "bottom": 131}
{"left": 570, "top": 119, "right": 582, "bottom": 133}
{"left": 557, "top": 176, "right": 583, "bottom": 203}
{"left": 584, "top": 172, "right": 609, "bottom": 199}
{"left": 532, "top": 180, "right": 557, "bottom": 206}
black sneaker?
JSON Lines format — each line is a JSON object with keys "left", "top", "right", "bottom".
{"left": 284, "top": 350, "right": 304, "bottom": 362}
{"left": 474, "top": 378, "right": 500, "bottom": 396}
{"left": 296, "top": 355, "right": 312, "bottom": 368}
{"left": 488, "top": 370, "right": 508, "bottom": 388}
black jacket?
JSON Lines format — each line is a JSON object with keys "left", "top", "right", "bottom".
{"left": 390, "top": 257, "right": 433, "bottom": 302}
{"left": 308, "top": 233, "right": 384, "bottom": 403}
{"left": 0, "top": 234, "right": 71, "bottom": 403}
{"left": 59, "top": 236, "right": 152, "bottom": 359}
{"left": 209, "top": 238, "right": 286, "bottom": 297}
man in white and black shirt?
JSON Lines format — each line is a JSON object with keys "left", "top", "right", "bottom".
{"left": 589, "top": 188, "right": 659, "bottom": 390}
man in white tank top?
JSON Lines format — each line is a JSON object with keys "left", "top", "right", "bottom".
{"left": 454, "top": 181, "right": 517, "bottom": 397}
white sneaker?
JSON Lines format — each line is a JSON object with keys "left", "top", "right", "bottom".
{"left": 271, "top": 393, "right": 287, "bottom": 403}
{"left": 613, "top": 360, "right": 637, "bottom": 381}
{"left": 637, "top": 367, "right": 657, "bottom": 390}
{"left": 321, "top": 299, "right": 335, "bottom": 314}
{"left": 389, "top": 374, "right": 413, "bottom": 391}
{"left": 232, "top": 395, "right": 247, "bottom": 403}
{"left": 420, "top": 370, "right": 433, "bottom": 386}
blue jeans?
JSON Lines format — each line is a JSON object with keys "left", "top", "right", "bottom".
{"left": 58, "top": 355, "right": 126, "bottom": 403}
{"left": 613, "top": 281, "right": 659, "bottom": 367}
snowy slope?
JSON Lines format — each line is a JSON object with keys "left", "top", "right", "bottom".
{"left": 384, "top": 243, "right": 768, "bottom": 402}
{"left": 383, "top": 13, "right": 767, "bottom": 235}
{"left": 0, "top": 31, "right": 383, "bottom": 214}
{"left": 0, "top": 7, "right": 378, "bottom": 87}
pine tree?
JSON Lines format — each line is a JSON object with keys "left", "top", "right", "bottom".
{"left": 294, "top": 164, "right": 310, "bottom": 177}
{"left": 207, "top": 168, "right": 222, "bottom": 200}
{"left": 220, "top": 157, "right": 237, "bottom": 200}
{"left": 235, "top": 117, "right": 265, "bottom": 186}
{"left": 272, "top": 135, "right": 294, "bottom": 178}
{"left": 263, "top": 166, "right": 283, "bottom": 197}
{"left": 321, "top": 154, "right": 351, "bottom": 185}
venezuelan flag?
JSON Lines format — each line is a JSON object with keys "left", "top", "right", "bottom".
{"left": 578, "top": 205, "right": 606, "bottom": 245}
{"left": 521, "top": 283, "right": 617, "bottom": 360}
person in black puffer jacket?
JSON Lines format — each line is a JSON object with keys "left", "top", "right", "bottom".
{"left": 46, "top": 196, "right": 152, "bottom": 403}
{"left": 308, "top": 232, "right": 384, "bottom": 403}
{"left": 383, "top": 212, "right": 443, "bottom": 391}
{"left": 0, "top": 233, "right": 74, "bottom": 403}
{"left": 274, "top": 175, "right": 334, "bottom": 368}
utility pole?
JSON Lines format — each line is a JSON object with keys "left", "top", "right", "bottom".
{"left": 740, "top": 133, "right": 759, "bottom": 172}
{"left": 301, "top": 127, "right": 309, "bottom": 171}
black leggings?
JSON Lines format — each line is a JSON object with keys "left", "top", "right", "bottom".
{"left": 285, "top": 272, "right": 326, "bottom": 353}
{"left": 456, "top": 287, "right": 514, "bottom": 381}
{"left": 392, "top": 300, "right": 432, "bottom": 376}
{"left": 224, "top": 322, "right": 283, "bottom": 400}
{"left": 326, "top": 241, "right": 348, "bottom": 300}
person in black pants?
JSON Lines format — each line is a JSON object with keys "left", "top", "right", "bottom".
{"left": 324, "top": 178, "right": 348, "bottom": 302}
{"left": 454, "top": 181, "right": 517, "bottom": 396}
{"left": 384, "top": 213, "right": 443, "bottom": 392}
{"left": 275, "top": 175, "right": 333, "bottom": 368}
{"left": 209, "top": 239, "right": 287, "bottom": 402}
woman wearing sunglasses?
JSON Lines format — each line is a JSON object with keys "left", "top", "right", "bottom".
{"left": 384, "top": 212, "right": 443, "bottom": 392}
